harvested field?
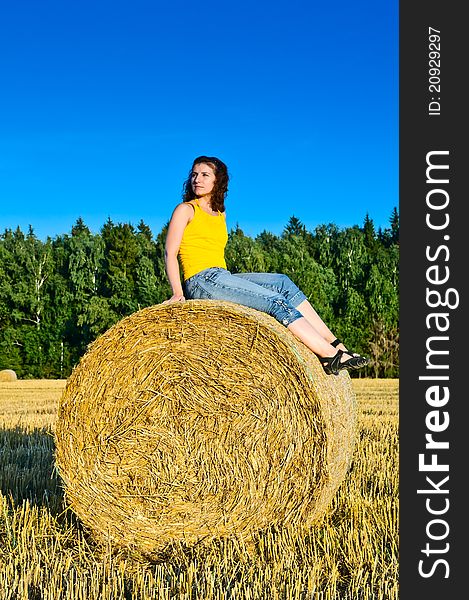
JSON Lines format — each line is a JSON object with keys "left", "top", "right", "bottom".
{"left": 0, "top": 378, "right": 398, "bottom": 599}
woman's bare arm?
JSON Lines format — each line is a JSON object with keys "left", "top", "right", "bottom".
{"left": 163, "top": 203, "right": 193, "bottom": 303}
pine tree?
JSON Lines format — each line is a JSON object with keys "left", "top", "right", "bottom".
{"left": 390, "top": 207, "right": 399, "bottom": 243}
{"left": 283, "top": 215, "right": 306, "bottom": 237}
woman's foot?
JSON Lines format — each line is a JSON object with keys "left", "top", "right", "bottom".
{"left": 319, "top": 348, "right": 369, "bottom": 375}
{"left": 330, "top": 338, "right": 369, "bottom": 370}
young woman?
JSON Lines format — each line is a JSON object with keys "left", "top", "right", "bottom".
{"left": 164, "top": 155, "right": 368, "bottom": 375}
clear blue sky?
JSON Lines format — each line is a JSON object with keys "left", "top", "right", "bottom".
{"left": 0, "top": 0, "right": 398, "bottom": 240}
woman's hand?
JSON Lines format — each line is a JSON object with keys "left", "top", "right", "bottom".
{"left": 162, "top": 294, "right": 186, "bottom": 304}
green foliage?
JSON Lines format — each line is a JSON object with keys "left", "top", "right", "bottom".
{"left": 0, "top": 209, "right": 399, "bottom": 378}
{"left": 225, "top": 225, "right": 268, "bottom": 273}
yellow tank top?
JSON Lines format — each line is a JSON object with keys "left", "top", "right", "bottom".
{"left": 178, "top": 200, "right": 228, "bottom": 280}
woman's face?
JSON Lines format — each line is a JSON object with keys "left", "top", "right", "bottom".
{"left": 191, "top": 163, "right": 216, "bottom": 197}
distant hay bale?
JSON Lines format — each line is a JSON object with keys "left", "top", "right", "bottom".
{"left": 55, "top": 300, "right": 357, "bottom": 558}
{"left": 0, "top": 369, "right": 17, "bottom": 382}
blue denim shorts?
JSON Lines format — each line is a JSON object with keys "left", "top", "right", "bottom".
{"left": 183, "top": 268, "right": 306, "bottom": 326}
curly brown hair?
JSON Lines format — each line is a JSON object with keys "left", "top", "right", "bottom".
{"left": 182, "top": 155, "right": 229, "bottom": 213}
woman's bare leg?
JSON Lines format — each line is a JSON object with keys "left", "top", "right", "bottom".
{"left": 287, "top": 317, "right": 345, "bottom": 360}
{"left": 295, "top": 300, "right": 336, "bottom": 343}
{"left": 295, "top": 299, "right": 365, "bottom": 360}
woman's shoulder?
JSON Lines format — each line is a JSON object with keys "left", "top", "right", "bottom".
{"left": 173, "top": 200, "right": 196, "bottom": 214}
{"left": 170, "top": 201, "right": 196, "bottom": 224}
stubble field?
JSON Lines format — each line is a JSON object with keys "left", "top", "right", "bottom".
{"left": 0, "top": 378, "right": 398, "bottom": 600}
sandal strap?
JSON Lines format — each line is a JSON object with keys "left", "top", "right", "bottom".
{"left": 332, "top": 339, "right": 362, "bottom": 360}
{"left": 319, "top": 350, "right": 343, "bottom": 375}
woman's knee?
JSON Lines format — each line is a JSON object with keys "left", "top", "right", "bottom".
{"left": 278, "top": 273, "right": 294, "bottom": 287}
{"left": 276, "top": 274, "right": 301, "bottom": 296}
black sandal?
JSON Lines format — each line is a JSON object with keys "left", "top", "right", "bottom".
{"left": 342, "top": 353, "right": 369, "bottom": 370}
{"left": 330, "top": 338, "right": 369, "bottom": 369}
{"left": 320, "top": 349, "right": 369, "bottom": 375}
{"left": 319, "top": 350, "right": 344, "bottom": 375}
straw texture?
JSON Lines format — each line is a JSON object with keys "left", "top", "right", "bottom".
{"left": 0, "top": 369, "right": 17, "bottom": 382}
{"left": 55, "top": 300, "right": 357, "bottom": 557}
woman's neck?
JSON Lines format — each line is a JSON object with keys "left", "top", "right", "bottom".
{"left": 196, "top": 196, "right": 215, "bottom": 213}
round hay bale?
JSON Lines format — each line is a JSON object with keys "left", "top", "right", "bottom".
{"left": 55, "top": 300, "right": 357, "bottom": 557}
{"left": 0, "top": 369, "right": 17, "bottom": 382}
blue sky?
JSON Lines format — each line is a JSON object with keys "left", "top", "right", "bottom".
{"left": 0, "top": 0, "right": 398, "bottom": 240}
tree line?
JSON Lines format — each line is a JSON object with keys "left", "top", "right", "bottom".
{"left": 0, "top": 209, "right": 399, "bottom": 379}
